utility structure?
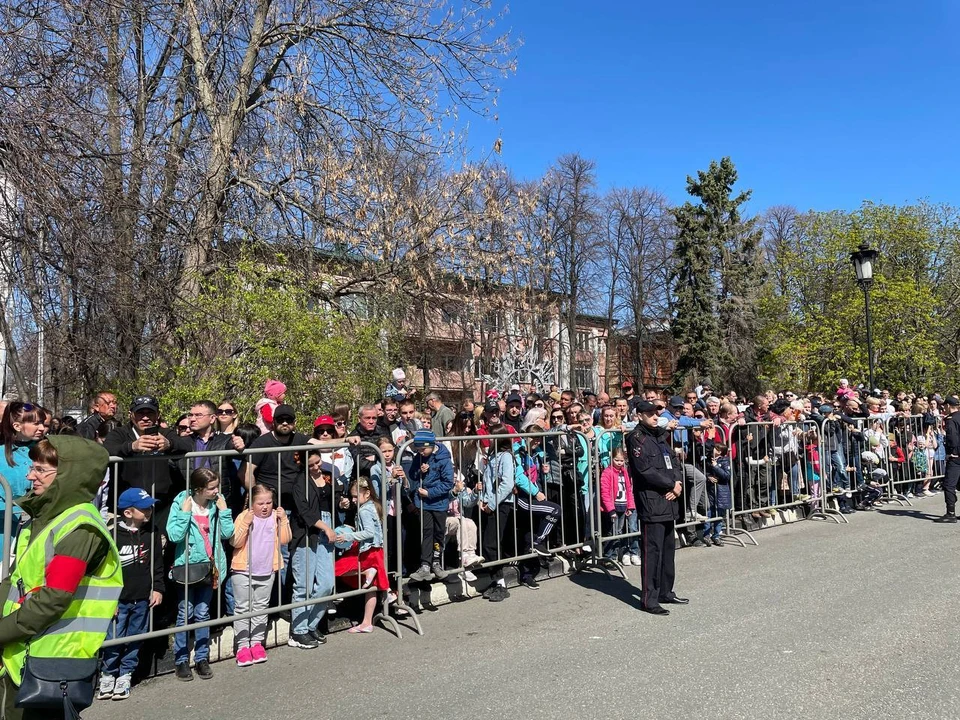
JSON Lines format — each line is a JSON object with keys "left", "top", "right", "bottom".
{"left": 850, "top": 242, "right": 879, "bottom": 392}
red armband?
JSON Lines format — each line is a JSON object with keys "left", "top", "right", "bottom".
{"left": 45, "top": 555, "right": 88, "bottom": 594}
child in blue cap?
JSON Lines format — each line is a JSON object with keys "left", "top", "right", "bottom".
{"left": 98, "top": 488, "right": 164, "bottom": 701}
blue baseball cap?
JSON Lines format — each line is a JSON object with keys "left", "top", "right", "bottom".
{"left": 118, "top": 488, "right": 157, "bottom": 511}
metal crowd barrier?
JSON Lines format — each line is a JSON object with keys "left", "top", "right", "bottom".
{"left": 0, "top": 473, "right": 12, "bottom": 580}
{"left": 100, "top": 439, "right": 419, "bottom": 657}
{"left": 394, "top": 429, "right": 587, "bottom": 601}
{"left": 885, "top": 413, "right": 943, "bottom": 500}
{"left": 729, "top": 420, "right": 840, "bottom": 529}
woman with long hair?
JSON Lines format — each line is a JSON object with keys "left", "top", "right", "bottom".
{"left": 0, "top": 401, "right": 46, "bottom": 553}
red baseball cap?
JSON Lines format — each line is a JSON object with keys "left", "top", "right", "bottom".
{"left": 313, "top": 414, "right": 336, "bottom": 429}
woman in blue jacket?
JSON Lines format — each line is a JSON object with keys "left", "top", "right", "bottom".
{"left": 166, "top": 467, "right": 235, "bottom": 681}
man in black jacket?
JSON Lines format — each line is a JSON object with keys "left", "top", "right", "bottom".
{"left": 348, "top": 404, "right": 384, "bottom": 475}
{"left": 627, "top": 400, "right": 688, "bottom": 616}
{"left": 935, "top": 396, "right": 960, "bottom": 522}
{"left": 77, "top": 390, "right": 119, "bottom": 440}
{"left": 103, "top": 395, "right": 194, "bottom": 527}
{"left": 185, "top": 400, "right": 246, "bottom": 513}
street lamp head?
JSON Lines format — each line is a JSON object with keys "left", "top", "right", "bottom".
{"left": 850, "top": 242, "right": 879, "bottom": 286}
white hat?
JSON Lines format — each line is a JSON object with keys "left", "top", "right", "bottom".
{"left": 391, "top": 368, "right": 406, "bottom": 382}
{"left": 510, "top": 384, "right": 520, "bottom": 392}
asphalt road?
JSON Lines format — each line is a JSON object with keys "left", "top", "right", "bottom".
{"left": 87, "top": 495, "right": 960, "bottom": 720}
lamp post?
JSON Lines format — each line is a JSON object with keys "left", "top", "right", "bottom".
{"left": 850, "top": 242, "right": 879, "bottom": 393}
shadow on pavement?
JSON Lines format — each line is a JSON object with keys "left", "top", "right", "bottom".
{"left": 877, "top": 507, "right": 942, "bottom": 521}
{"left": 567, "top": 566, "right": 645, "bottom": 611}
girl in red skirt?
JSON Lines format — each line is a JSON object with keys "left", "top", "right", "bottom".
{"left": 334, "top": 477, "right": 388, "bottom": 633}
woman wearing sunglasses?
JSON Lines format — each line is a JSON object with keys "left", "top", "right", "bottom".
{"left": 216, "top": 402, "right": 240, "bottom": 435}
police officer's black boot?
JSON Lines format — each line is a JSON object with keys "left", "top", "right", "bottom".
{"left": 934, "top": 512, "right": 958, "bottom": 523}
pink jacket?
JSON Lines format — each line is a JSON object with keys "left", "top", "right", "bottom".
{"left": 599, "top": 465, "right": 635, "bottom": 513}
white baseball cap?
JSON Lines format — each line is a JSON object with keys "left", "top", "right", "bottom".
{"left": 392, "top": 368, "right": 406, "bottom": 381}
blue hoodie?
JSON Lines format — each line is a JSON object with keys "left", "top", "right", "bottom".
{"left": 408, "top": 443, "right": 455, "bottom": 512}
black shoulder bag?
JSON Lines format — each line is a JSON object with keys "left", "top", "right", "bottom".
{"left": 16, "top": 654, "right": 97, "bottom": 718}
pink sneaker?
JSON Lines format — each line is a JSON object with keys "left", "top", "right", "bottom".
{"left": 236, "top": 646, "right": 254, "bottom": 667}
{"left": 250, "top": 643, "right": 267, "bottom": 664}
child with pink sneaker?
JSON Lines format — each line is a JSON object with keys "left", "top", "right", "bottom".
{"left": 231, "top": 483, "right": 291, "bottom": 666}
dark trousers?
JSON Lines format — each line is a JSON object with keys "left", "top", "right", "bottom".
{"left": 944, "top": 458, "right": 960, "bottom": 513}
{"left": 479, "top": 503, "right": 513, "bottom": 582}
{"left": 419, "top": 509, "right": 447, "bottom": 568}
{"left": 640, "top": 520, "right": 676, "bottom": 610}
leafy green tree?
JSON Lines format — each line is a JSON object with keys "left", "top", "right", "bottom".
{"left": 124, "top": 255, "right": 394, "bottom": 430}
{"left": 756, "top": 202, "right": 957, "bottom": 394}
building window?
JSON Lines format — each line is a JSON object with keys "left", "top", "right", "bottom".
{"left": 575, "top": 330, "right": 591, "bottom": 351}
{"left": 574, "top": 362, "right": 593, "bottom": 391}
{"left": 433, "top": 343, "right": 467, "bottom": 373}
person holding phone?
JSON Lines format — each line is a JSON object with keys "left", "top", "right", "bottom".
{"left": 104, "top": 395, "right": 195, "bottom": 530}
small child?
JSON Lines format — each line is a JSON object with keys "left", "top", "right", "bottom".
{"left": 803, "top": 431, "right": 821, "bottom": 502}
{"left": 230, "top": 484, "right": 291, "bottom": 667}
{"left": 334, "top": 477, "right": 390, "bottom": 633}
{"left": 704, "top": 443, "right": 731, "bottom": 545}
{"left": 599, "top": 447, "right": 634, "bottom": 562}
{"left": 98, "top": 489, "right": 164, "bottom": 701}
{"left": 406, "top": 430, "right": 455, "bottom": 582}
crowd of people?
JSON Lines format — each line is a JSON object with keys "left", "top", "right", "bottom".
{"left": 0, "top": 372, "right": 954, "bottom": 703}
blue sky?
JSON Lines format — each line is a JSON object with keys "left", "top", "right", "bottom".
{"left": 465, "top": 1, "right": 960, "bottom": 213}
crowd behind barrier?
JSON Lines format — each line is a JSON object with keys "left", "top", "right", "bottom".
{"left": 0, "top": 378, "right": 954, "bottom": 702}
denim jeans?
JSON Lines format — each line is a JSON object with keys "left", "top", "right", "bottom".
{"left": 279, "top": 508, "right": 292, "bottom": 589}
{"left": 173, "top": 583, "right": 213, "bottom": 664}
{"left": 626, "top": 512, "right": 640, "bottom": 555}
{"left": 291, "top": 512, "right": 335, "bottom": 636}
{"left": 102, "top": 599, "right": 150, "bottom": 677}
{"left": 830, "top": 449, "right": 848, "bottom": 491}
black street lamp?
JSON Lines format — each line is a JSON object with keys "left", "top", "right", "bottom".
{"left": 850, "top": 242, "right": 879, "bottom": 393}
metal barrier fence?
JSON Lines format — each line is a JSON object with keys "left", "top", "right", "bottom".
{"left": 885, "top": 413, "right": 944, "bottom": 499}
{"left": 99, "top": 439, "right": 421, "bottom": 659}
{"left": 393, "top": 429, "right": 590, "bottom": 600}
{"left": 728, "top": 420, "right": 840, "bottom": 527}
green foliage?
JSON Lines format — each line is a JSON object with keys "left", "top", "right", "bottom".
{"left": 128, "top": 255, "right": 394, "bottom": 430}
{"left": 756, "top": 202, "right": 957, "bottom": 394}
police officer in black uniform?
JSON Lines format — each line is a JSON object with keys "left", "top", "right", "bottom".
{"left": 934, "top": 395, "right": 960, "bottom": 523}
{"left": 626, "top": 399, "right": 689, "bottom": 615}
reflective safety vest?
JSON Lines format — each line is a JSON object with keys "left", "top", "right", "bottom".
{"left": 2, "top": 503, "right": 121, "bottom": 684}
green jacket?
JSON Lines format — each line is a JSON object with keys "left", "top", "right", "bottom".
{"left": 0, "top": 436, "right": 112, "bottom": 648}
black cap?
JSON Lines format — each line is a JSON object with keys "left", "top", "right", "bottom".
{"left": 273, "top": 404, "right": 296, "bottom": 421}
{"left": 668, "top": 395, "right": 685, "bottom": 408}
{"left": 505, "top": 392, "right": 523, "bottom": 405}
{"left": 945, "top": 396, "right": 960, "bottom": 407}
{"left": 483, "top": 399, "right": 500, "bottom": 414}
{"left": 636, "top": 399, "right": 657, "bottom": 413}
{"left": 582, "top": 390, "right": 596, "bottom": 398}
{"left": 130, "top": 395, "right": 159, "bottom": 413}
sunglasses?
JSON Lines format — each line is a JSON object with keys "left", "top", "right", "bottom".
{"left": 217, "top": 409, "right": 236, "bottom": 416}
{"left": 275, "top": 417, "right": 295, "bottom": 425}
{"left": 177, "top": 425, "right": 191, "bottom": 433}
{"left": 335, "top": 421, "right": 346, "bottom": 427}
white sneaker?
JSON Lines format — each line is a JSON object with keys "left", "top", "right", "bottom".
{"left": 581, "top": 543, "right": 592, "bottom": 553}
{"left": 112, "top": 674, "right": 131, "bottom": 701}
{"left": 630, "top": 554, "right": 641, "bottom": 566}
{"left": 924, "top": 490, "right": 936, "bottom": 497}
{"left": 464, "top": 570, "right": 478, "bottom": 582}
{"left": 619, "top": 555, "right": 632, "bottom": 566}
{"left": 97, "top": 675, "right": 116, "bottom": 700}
